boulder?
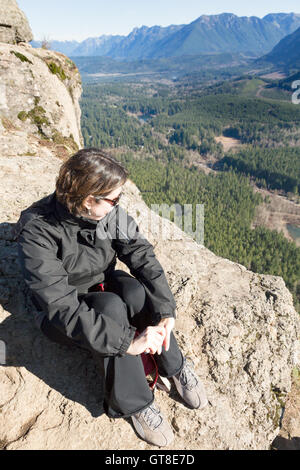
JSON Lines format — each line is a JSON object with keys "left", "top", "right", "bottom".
{"left": 0, "top": 0, "right": 33, "bottom": 44}
{"left": 0, "top": 41, "right": 83, "bottom": 159}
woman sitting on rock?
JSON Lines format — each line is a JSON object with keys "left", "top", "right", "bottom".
{"left": 15, "top": 148, "right": 208, "bottom": 447}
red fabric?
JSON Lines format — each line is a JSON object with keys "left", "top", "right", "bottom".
{"left": 134, "top": 331, "right": 155, "bottom": 375}
{"left": 134, "top": 331, "right": 158, "bottom": 390}
{"left": 94, "top": 282, "right": 158, "bottom": 389}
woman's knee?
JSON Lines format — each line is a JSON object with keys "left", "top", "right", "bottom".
{"left": 124, "top": 279, "right": 146, "bottom": 308}
{"left": 83, "top": 291, "right": 128, "bottom": 324}
{"left": 109, "top": 272, "right": 146, "bottom": 311}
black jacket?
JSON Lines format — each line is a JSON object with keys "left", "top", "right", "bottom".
{"left": 14, "top": 192, "right": 176, "bottom": 357}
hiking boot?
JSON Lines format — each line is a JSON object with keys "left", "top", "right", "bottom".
{"left": 131, "top": 401, "right": 174, "bottom": 447}
{"left": 172, "top": 357, "right": 208, "bottom": 409}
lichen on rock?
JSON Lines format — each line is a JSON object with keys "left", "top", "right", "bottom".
{"left": 0, "top": 41, "right": 83, "bottom": 158}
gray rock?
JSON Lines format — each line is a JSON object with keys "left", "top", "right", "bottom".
{"left": 0, "top": 0, "right": 33, "bottom": 44}
{"left": 0, "top": 41, "right": 83, "bottom": 159}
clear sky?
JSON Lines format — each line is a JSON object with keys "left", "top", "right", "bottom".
{"left": 17, "top": 0, "right": 300, "bottom": 42}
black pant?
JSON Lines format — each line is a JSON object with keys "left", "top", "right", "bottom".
{"left": 40, "top": 269, "right": 184, "bottom": 418}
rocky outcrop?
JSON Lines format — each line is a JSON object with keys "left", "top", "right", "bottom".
{"left": 0, "top": 154, "right": 299, "bottom": 450}
{"left": 0, "top": 41, "right": 83, "bottom": 160}
{"left": 0, "top": 0, "right": 33, "bottom": 44}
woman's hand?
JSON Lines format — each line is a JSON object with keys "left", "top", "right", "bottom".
{"left": 126, "top": 325, "right": 165, "bottom": 356}
{"left": 158, "top": 317, "right": 175, "bottom": 352}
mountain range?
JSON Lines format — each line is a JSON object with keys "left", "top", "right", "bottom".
{"left": 259, "top": 24, "right": 300, "bottom": 70}
{"left": 31, "top": 12, "right": 300, "bottom": 60}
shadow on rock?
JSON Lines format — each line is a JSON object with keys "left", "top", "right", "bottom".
{"left": 0, "top": 222, "right": 105, "bottom": 418}
{"left": 271, "top": 435, "right": 300, "bottom": 450}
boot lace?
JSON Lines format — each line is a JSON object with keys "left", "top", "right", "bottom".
{"left": 141, "top": 402, "right": 162, "bottom": 430}
{"left": 177, "top": 358, "right": 198, "bottom": 391}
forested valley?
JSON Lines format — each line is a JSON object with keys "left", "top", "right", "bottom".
{"left": 80, "top": 77, "right": 300, "bottom": 312}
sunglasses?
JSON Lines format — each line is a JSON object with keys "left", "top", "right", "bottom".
{"left": 94, "top": 191, "right": 123, "bottom": 207}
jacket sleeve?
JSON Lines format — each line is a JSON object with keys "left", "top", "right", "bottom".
{"left": 18, "top": 221, "right": 136, "bottom": 357}
{"left": 111, "top": 206, "right": 177, "bottom": 322}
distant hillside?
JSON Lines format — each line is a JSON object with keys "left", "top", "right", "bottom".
{"left": 258, "top": 26, "right": 300, "bottom": 70}
{"left": 31, "top": 12, "right": 300, "bottom": 59}
{"left": 150, "top": 13, "right": 300, "bottom": 58}
{"left": 30, "top": 39, "right": 80, "bottom": 56}
{"left": 263, "top": 12, "right": 300, "bottom": 33}
{"left": 73, "top": 52, "right": 250, "bottom": 80}
{"left": 67, "top": 35, "right": 124, "bottom": 57}
{"left": 103, "top": 25, "right": 183, "bottom": 60}
{"left": 31, "top": 25, "right": 182, "bottom": 59}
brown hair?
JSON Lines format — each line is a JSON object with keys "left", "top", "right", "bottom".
{"left": 55, "top": 148, "right": 129, "bottom": 215}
